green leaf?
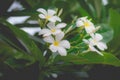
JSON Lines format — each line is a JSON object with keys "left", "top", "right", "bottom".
{"left": 0, "top": 18, "right": 45, "bottom": 66}
{"left": 78, "top": 6, "right": 91, "bottom": 17}
{"left": 0, "top": 40, "right": 35, "bottom": 68}
{"left": 55, "top": 52, "right": 120, "bottom": 67}
{"left": 0, "top": 41, "right": 14, "bottom": 62}
{"left": 109, "top": 9, "right": 120, "bottom": 39}
{"left": 24, "top": 0, "right": 39, "bottom": 8}
{"left": 97, "top": 24, "right": 114, "bottom": 43}
{"left": 108, "top": 9, "right": 120, "bottom": 54}
{"left": 4, "top": 51, "right": 36, "bottom": 68}
{"left": 94, "top": 0, "right": 102, "bottom": 19}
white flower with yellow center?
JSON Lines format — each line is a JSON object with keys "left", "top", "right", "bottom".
{"left": 39, "top": 22, "right": 66, "bottom": 37}
{"left": 76, "top": 17, "right": 95, "bottom": 34}
{"left": 89, "top": 33, "right": 107, "bottom": 51}
{"left": 43, "top": 32, "right": 70, "bottom": 56}
{"left": 83, "top": 33, "right": 107, "bottom": 56}
{"left": 83, "top": 39, "right": 103, "bottom": 55}
{"left": 37, "top": 8, "right": 61, "bottom": 22}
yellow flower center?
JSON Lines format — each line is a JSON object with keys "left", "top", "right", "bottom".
{"left": 51, "top": 29, "right": 56, "bottom": 32}
{"left": 46, "top": 15, "right": 51, "bottom": 19}
{"left": 93, "top": 39, "right": 98, "bottom": 44}
{"left": 84, "top": 22, "right": 90, "bottom": 27}
{"left": 53, "top": 41, "right": 59, "bottom": 46}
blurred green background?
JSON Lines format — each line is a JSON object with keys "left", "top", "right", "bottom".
{"left": 0, "top": 0, "right": 120, "bottom": 80}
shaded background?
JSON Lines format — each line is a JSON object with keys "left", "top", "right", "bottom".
{"left": 0, "top": 0, "right": 120, "bottom": 80}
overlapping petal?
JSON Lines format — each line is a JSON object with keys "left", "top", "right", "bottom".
{"left": 57, "top": 47, "right": 67, "bottom": 56}
{"left": 55, "top": 32, "right": 64, "bottom": 41}
{"left": 48, "top": 9, "right": 56, "bottom": 16}
{"left": 97, "top": 42, "right": 107, "bottom": 51}
{"left": 76, "top": 20, "right": 84, "bottom": 27}
{"left": 89, "top": 45, "right": 103, "bottom": 56}
{"left": 39, "top": 29, "right": 51, "bottom": 37}
{"left": 56, "top": 23, "right": 66, "bottom": 29}
{"left": 94, "top": 33, "right": 103, "bottom": 41}
{"left": 39, "top": 14, "right": 46, "bottom": 19}
{"left": 60, "top": 40, "right": 70, "bottom": 49}
{"left": 49, "top": 45, "right": 58, "bottom": 52}
{"left": 47, "top": 22, "right": 55, "bottom": 29}
{"left": 37, "top": 8, "right": 47, "bottom": 15}
{"left": 43, "top": 36, "right": 54, "bottom": 43}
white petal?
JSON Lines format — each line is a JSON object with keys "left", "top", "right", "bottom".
{"left": 48, "top": 17, "right": 56, "bottom": 22}
{"left": 79, "top": 17, "right": 87, "bottom": 21}
{"left": 49, "top": 45, "right": 58, "bottom": 52}
{"left": 76, "top": 20, "right": 84, "bottom": 27}
{"left": 89, "top": 33, "right": 94, "bottom": 38}
{"left": 89, "top": 45, "right": 103, "bottom": 56}
{"left": 38, "top": 14, "right": 46, "bottom": 19}
{"left": 43, "top": 33, "right": 52, "bottom": 37}
{"left": 37, "top": 8, "right": 47, "bottom": 15}
{"left": 96, "top": 51, "right": 103, "bottom": 56}
{"left": 39, "top": 29, "right": 51, "bottom": 35}
{"left": 52, "top": 29, "right": 61, "bottom": 35}
{"left": 60, "top": 40, "right": 70, "bottom": 49}
{"left": 85, "top": 25, "right": 95, "bottom": 34}
{"left": 43, "top": 36, "right": 54, "bottom": 43}
{"left": 47, "top": 22, "right": 55, "bottom": 29}
{"left": 97, "top": 42, "right": 107, "bottom": 51}
{"left": 89, "top": 38, "right": 96, "bottom": 46}
{"left": 95, "top": 33, "right": 103, "bottom": 41}
{"left": 55, "top": 32, "right": 64, "bottom": 41}
{"left": 48, "top": 9, "right": 56, "bottom": 16}
{"left": 57, "top": 47, "right": 67, "bottom": 56}
{"left": 89, "top": 45, "right": 96, "bottom": 51}
{"left": 53, "top": 16, "right": 61, "bottom": 22}
{"left": 56, "top": 23, "right": 66, "bottom": 29}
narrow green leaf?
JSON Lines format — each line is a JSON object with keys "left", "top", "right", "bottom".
{"left": 108, "top": 9, "right": 120, "bottom": 54}
{"left": 0, "top": 18, "right": 45, "bottom": 66}
{"left": 55, "top": 52, "right": 120, "bottom": 67}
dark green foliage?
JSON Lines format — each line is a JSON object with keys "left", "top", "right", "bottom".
{"left": 0, "top": 0, "right": 120, "bottom": 80}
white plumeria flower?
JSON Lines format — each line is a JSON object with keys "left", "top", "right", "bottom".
{"left": 89, "top": 33, "right": 107, "bottom": 51}
{"left": 37, "top": 8, "right": 61, "bottom": 22}
{"left": 39, "top": 22, "right": 66, "bottom": 37}
{"left": 76, "top": 17, "right": 95, "bottom": 34}
{"left": 83, "top": 39, "right": 103, "bottom": 56}
{"left": 43, "top": 32, "right": 70, "bottom": 56}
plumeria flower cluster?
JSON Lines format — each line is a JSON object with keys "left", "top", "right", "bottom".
{"left": 37, "top": 8, "right": 108, "bottom": 56}
{"left": 37, "top": 8, "right": 70, "bottom": 56}
{"left": 76, "top": 17, "right": 107, "bottom": 56}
